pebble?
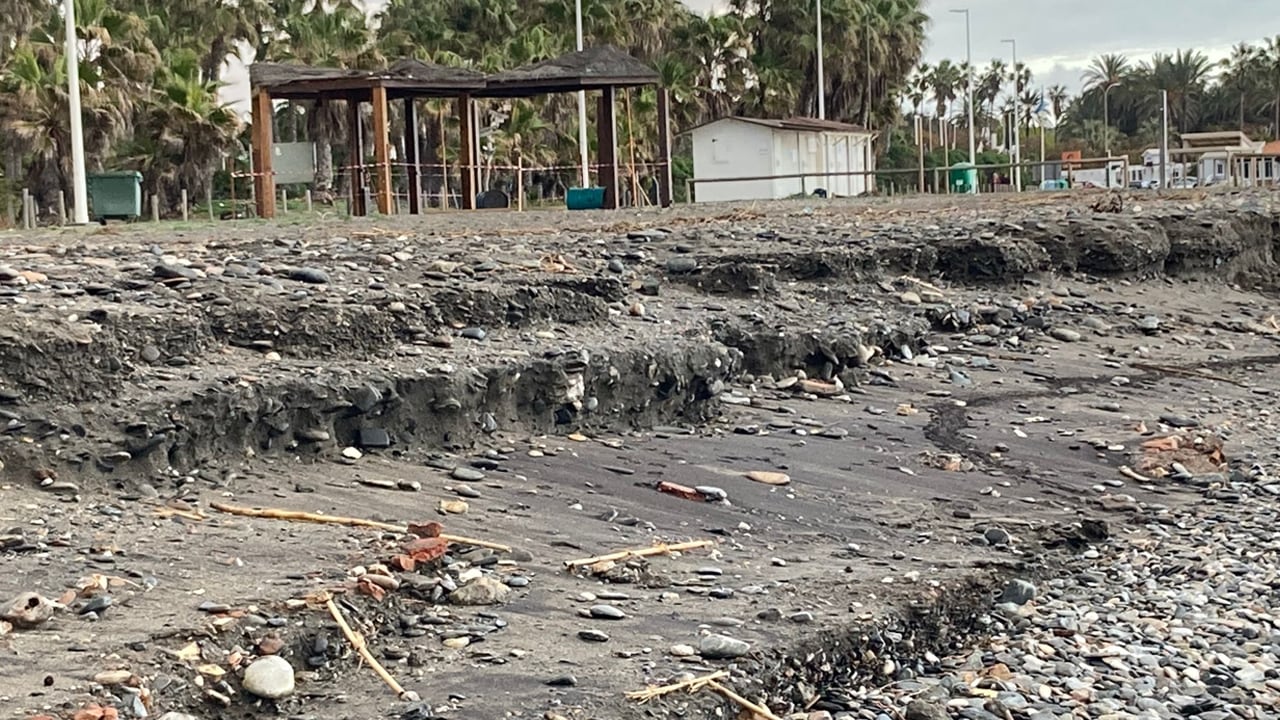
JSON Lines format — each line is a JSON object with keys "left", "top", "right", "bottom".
{"left": 588, "top": 604, "right": 626, "bottom": 620}
{"left": 241, "top": 655, "right": 295, "bottom": 699}
{"left": 452, "top": 467, "right": 486, "bottom": 482}
{"left": 288, "top": 267, "right": 329, "bottom": 284}
{"left": 1049, "top": 327, "right": 1082, "bottom": 342}
{"left": 577, "top": 629, "right": 610, "bottom": 642}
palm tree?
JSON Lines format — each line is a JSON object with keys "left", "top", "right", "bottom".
{"left": 1048, "top": 85, "right": 1070, "bottom": 118}
{"left": 274, "top": 0, "right": 381, "bottom": 192}
{"left": 1263, "top": 36, "right": 1280, "bottom": 139}
{"left": 1221, "top": 43, "right": 1262, "bottom": 131}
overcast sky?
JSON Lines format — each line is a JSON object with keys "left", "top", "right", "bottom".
{"left": 225, "top": 0, "right": 1280, "bottom": 111}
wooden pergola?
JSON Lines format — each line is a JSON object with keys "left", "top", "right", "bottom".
{"left": 248, "top": 60, "right": 487, "bottom": 218}
{"left": 247, "top": 46, "right": 672, "bottom": 219}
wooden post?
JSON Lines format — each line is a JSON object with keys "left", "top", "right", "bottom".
{"left": 21, "top": 189, "right": 30, "bottom": 229}
{"left": 457, "top": 95, "right": 476, "bottom": 210}
{"left": 403, "top": 97, "right": 422, "bottom": 215}
{"left": 281, "top": 187, "right": 288, "bottom": 214}
{"left": 151, "top": 194, "right": 160, "bottom": 222}
{"left": 370, "top": 84, "right": 393, "bottom": 215}
{"left": 597, "top": 87, "right": 620, "bottom": 209}
{"left": 516, "top": 150, "right": 524, "bottom": 212}
{"left": 656, "top": 88, "right": 673, "bottom": 207}
{"left": 57, "top": 191, "right": 66, "bottom": 225}
{"left": 305, "top": 189, "right": 313, "bottom": 212}
{"left": 181, "top": 189, "right": 189, "bottom": 221}
{"left": 250, "top": 89, "right": 276, "bottom": 219}
{"left": 348, "top": 96, "right": 366, "bottom": 216}
{"left": 207, "top": 184, "right": 214, "bottom": 221}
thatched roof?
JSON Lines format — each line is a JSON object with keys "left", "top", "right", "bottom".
{"left": 250, "top": 47, "right": 658, "bottom": 101}
{"left": 481, "top": 46, "right": 660, "bottom": 97}
{"left": 386, "top": 59, "right": 486, "bottom": 87}
{"left": 249, "top": 60, "right": 486, "bottom": 100}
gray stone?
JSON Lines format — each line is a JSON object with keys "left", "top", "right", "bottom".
{"left": 984, "top": 527, "right": 1012, "bottom": 546}
{"left": 666, "top": 257, "right": 698, "bottom": 274}
{"left": 241, "top": 655, "right": 295, "bottom": 699}
{"left": 905, "top": 700, "right": 949, "bottom": 720}
{"left": 999, "top": 578, "right": 1037, "bottom": 605}
{"left": 288, "top": 267, "right": 329, "bottom": 284}
{"left": 589, "top": 604, "right": 626, "bottom": 620}
{"left": 698, "top": 633, "right": 750, "bottom": 659}
{"left": 1049, "top": 328, "right": 1082, "bottom": 343}
{"left": 452, "top": 467, "right": 486, "bottom": 482}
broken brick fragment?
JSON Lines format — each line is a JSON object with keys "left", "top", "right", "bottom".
{"left": 656, "top": 481, "right": 702, "bottom": 501}
{"left": 407, "top": 521, "right": 443, "bottom": 538}
{"left": 402, "top": 536, "right": 448, "bottom": 563}
{"left": 388, "top": 554, "right": 417, "bottom": 572}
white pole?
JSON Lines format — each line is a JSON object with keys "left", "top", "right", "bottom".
{"left": 1159, "top": 90, "right": 1169, "bottom": 189}
{"left": 64, "top": 0, "right": 89, "bottom": 225}
{"left": 816, "top": 0, "right": 825, "bottom": 120}
{"left": 1004, "top": 39, "right": 1021, "bottom": 192}
{"left": 574, "top": 0, "right": 589, "bottom": 187}
{"left": 952, "top": 9, "right": 975, "bottom": 169}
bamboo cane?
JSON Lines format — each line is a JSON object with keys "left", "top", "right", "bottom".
{"left": 323, "top": 593, "right": 415, "bottom": 700}
{"left": 564, "top": 539, "right": 715, "bottom": 569}
{"left": 625, "top": 670, "right": 728, "bottom": 702}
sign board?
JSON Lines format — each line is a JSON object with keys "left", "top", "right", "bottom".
{"left": 272, "top": 142, "right": 316, "bottom": 184}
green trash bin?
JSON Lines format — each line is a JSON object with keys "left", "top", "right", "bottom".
{"left": 87, "top": 171, "right": 143, "bottom": 221}
{"left": 566, "top": 186, "right": 605, "bottom": 211}
{"left": 948, "top": 162, "right": 977, "bottom": 194}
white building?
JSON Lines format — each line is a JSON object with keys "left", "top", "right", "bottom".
{"left": 689, "top": 117, "right": 876, "bottom": 203}
{"left": 1170, "top": 131, "right": 1265, "bottom": 185}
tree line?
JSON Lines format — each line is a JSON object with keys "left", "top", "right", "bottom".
{"left": 0, "top": 0, "right": 926, "bottom": 215}
{"left": 906, "top": 39, "right": 1280, "bottom": 171}
{"left": 3, "top": 0, "right": 1277, "bottom": 216}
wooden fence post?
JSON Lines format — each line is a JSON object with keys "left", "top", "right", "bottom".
{"left": 181, "top": 189, "right": 189, "bottom": 221}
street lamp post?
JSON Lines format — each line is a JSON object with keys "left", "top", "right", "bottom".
{"left": 1002, "top": 38, "right": 1020, "bottom": 192}
{"left": 950, "top": 8, "right": 975, "bottom": 172}
{"left": 1103, "top": 81, "right": 1119, "bottom": 188}
{"left": 64, "top": 0, "right": 88, "bottom": 224}
{"left": 816, "top": 0, "right": 825, "bottom": 120}
{"left": 1102, "top": 83, "right": 1116, "bottom": 157}
{"left": 574, "top": 0, "right": 589, "bottom": 188}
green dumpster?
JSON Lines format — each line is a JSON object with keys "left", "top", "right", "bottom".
{"left": 566, "top": 186, "right": 605, "bottom": 211}
{"left": 948, "top": 162, "right": 977, "bottom": 194}
{"left": 87, "top": 171, "right": 143, "bottom": 221}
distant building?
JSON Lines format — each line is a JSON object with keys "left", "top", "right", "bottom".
{"left": 689, "top": 117, "right": 876, "bottom": 203}
{"left": 1169, "top": 131, "right": 1265, "bottom": 186}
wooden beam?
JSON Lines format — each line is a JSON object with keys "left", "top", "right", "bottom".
{"left": 370, "top": 85, "right": 393, "bottom": 215}
{"left": 403, "top": 97, "right": 422, "bottom": 214}
{"left": 348, "top": 99, "right": 366, "bottom": 216}
{"left": 656, "top": 88, "right": 673, "bottom": 207}
{"left": 597, "top": 87, "right": 619, "bottom": 209}
{"left": 251, "top": 90, "right": 276, "bottom": 219}
{"left": 457, "top": 95, "right": 476, "bottom": 210}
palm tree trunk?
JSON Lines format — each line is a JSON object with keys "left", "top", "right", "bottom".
{"left": 312, "top": 100, "right": 334, "bottom": 192}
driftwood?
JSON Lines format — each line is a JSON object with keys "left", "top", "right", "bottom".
{"left": 625, "top": 670, "right": 727, "bottom": 702}
{"left": 323, "top": 592, "right": 415, "bottom": 701}
{"left": 208, "top": 502, "right": 511, "bottom": 552}
{"left": 564, "top": 539, "right": 715, "bottom": 569}
{"left": 624, "top": 670, "right": 781, "bottom": 720}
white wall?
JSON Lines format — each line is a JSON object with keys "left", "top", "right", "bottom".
{"left": 691, "top": 121, "right": 775, "bottom": 203}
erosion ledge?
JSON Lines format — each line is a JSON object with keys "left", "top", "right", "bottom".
{"left": 1, "top": 189, "right": 1279, "bottom": 720}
